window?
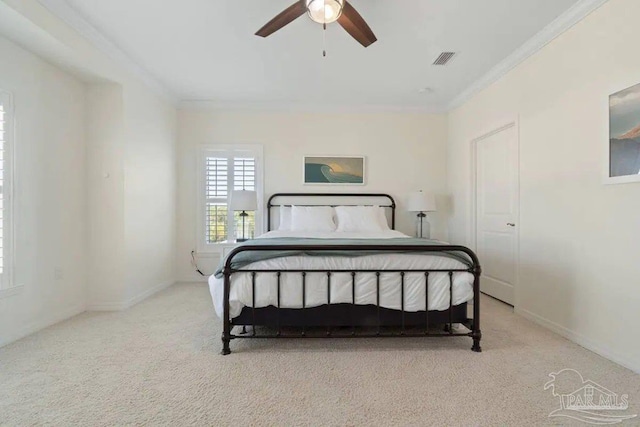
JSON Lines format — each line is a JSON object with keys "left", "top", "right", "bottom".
{"left": 200, "top": 145, "right": 263, "bottom": 250}
{"left": 585, "top": 386, "right": 594, "bottom": 399}
{"left": 0, "top": 91, "right": 14, "bottom": 289}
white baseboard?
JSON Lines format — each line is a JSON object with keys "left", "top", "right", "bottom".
{"left": 0, "top": 302, "right": 86, "bottom": 349}
{"left": 177, "top": 276, "right": 208, "bottom": 284}
{"left": 0, "top": 280, "right": 176, "bottom": 347}
{"left": 126, "top": 280, "right": 175, "bottom": 308}
{"left": 87, "top": 280, "right": 175, "bottom": 311}
{"left": 515, "top": 307, "right": 640, "bottom": 374}
{"left": 85, "top": 300, "right": 128, "bottom": 311}
{"left": 0, "top": 284, "right": 24, "bottom": 299}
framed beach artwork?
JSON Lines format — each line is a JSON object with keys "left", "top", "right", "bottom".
{"left": 303, "top": 156, "right": 366, "bottom": 185}
{"left": 607, "top": 82, "right": 640, "bottom": 184}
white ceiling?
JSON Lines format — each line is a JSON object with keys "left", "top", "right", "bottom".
{"left": 50, "top": 0, "right": 583, "bottom": 110}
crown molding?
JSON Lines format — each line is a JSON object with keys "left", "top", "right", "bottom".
{"left": 35, "top": 0, "right": 608, "bottom": 113}
{"left": 179, "top": 100, "right": 448, "bottom": 114}
{"left": 447, "top": 0, "right": 610, "bottom": 111}
{"left": 36, "top": 0, "right": 178, "bottom": 104}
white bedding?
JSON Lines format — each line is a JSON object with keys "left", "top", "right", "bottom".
{"left": 209, "top": 230, "right": 474, "bottom": 318}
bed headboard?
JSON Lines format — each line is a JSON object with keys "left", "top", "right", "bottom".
{"left": 267, "top": 193, "right": 397, "bottom": 231}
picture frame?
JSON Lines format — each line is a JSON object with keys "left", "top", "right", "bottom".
{"left": 606, "top": 81, "right": 640, "bottom": 185}
{"left": 303, "top": 156, "right": 366, "bottom": 185}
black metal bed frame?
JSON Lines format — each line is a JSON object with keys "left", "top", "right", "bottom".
{"left": 221, "top": 193, "right": 482, "bottom": 355}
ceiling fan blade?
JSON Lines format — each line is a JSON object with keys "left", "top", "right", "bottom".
{"left": 255, "top": 1, "right": 307, "bottom": 38}
{"left": 337, "top": 1, "right": 377, "bottom": 47}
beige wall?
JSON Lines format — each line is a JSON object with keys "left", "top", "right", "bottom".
{"left": 123, "top": 83, "right": 177, "bottom": 303}
{"left": 177, "top": 111, "right": 448, "bottom": 281}
{"left": 448, "top": 0, "right": 640, "bottom": 372}
{"left": 86, "top": 83, "right": 126, "bottom": 307}
{"left": 0, "top": 0, "right": 178, "bottom": 344}
{"left": 0, "top": 36, "right": 87, "bottom": 346}
{"left": 84, "top": 81, "right": 177, "bottom": 310}
{"left": 85, "top": 81, "right": 177, "bottom": 311}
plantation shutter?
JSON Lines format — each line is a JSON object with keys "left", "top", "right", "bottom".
{"left": 233, "top": 158, "right": 256, "bottom": 191}
{"left": 202, "top": 147, "right": 261, "bottom": 247}
{"left": 205, "top": 157, "right": 229, "bottom": 244}
{"left": 0, "top": 92, "right": 11, "bottom": 285}
{"left": 0, "top": 101, "right": 5, "bottom": 275}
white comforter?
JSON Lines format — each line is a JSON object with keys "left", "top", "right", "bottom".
{"left": 209, "top": 231, "right": 474, "bottom": 318}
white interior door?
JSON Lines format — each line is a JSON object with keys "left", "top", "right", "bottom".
{"left": 475, "top": 124, "right": 519, "bottom": 305}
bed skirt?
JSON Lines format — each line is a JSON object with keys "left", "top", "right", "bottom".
{"left": 232, "top": 302, "right": 469, "bottom": 329}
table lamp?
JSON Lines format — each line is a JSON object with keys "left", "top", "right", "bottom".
{"left": 230, "top": 190, "right": 257, "bottom": 242}
{"left": 407, "top": 190, "right": 437, "bottom": 239}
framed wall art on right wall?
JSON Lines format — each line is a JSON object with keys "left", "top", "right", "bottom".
{"left": 607, "top": 82, "right": 640, "bottom": 184}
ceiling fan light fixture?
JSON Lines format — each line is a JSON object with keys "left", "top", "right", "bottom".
{"left": 306, "top": 0, "right": 345, "bottom": 24}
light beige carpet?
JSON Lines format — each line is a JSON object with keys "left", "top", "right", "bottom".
{"left": 0, "top": 283, "right": 638, "bottom": 426}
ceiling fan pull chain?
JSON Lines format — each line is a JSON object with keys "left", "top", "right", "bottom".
{"left": 323, "top": 22, "right": 327, "bottom": 57}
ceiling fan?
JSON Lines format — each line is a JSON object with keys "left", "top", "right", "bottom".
{"left": 255, "top": 0, "right": 377, "bottom": 48}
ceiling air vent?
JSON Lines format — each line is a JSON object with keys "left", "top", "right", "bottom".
{"left": 433, "top": 52, "right": 456, "bottom": 66}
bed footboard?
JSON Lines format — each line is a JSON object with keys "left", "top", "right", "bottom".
{"left": 221, "top": 244, "right": 482, "bottom": 355}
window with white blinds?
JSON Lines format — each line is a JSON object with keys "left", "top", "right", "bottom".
{"left": 205, "top": 157, "right": 229, "bottom": 244}
{"left": 0, "top": 91, "right": 13, "bottom": 288}
{"left": 200, "top": 145, "right": 262, "bottom": 247}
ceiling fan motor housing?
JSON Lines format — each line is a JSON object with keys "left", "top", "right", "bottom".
{"left": 306, "top": 0, "right": 345, "bottom": 24}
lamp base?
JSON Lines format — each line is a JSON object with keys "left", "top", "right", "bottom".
{"left": 238, "top": 211, "right": 249, "bottom": 242}
{"left": 415, "top": 212, "right": 431, "bottom": 239}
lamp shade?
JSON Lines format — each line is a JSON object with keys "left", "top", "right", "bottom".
{"left": 230, "top": 190, "right": 257, "bottom": 211}
{"left": 407, "top": 191, "right": 436, "bottom": 212}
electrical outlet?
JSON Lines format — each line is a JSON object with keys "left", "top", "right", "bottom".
{"left": 54, "top": 269, "right": 64, "bottom": 280}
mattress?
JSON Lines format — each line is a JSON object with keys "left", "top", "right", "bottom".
{"left": 209, "top": 231, "right": 474, "bottom": 318}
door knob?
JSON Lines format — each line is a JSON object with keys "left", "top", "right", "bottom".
{"left": 507, "top": 223, "right": 516, "bottom": 227}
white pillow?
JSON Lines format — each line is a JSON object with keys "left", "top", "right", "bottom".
{"left": 278, "top": 206, "right": 292, "bottom": 231}
{"left": 335, "top": 206, "right": 389, "bottom": 232}
{"left": 290, "top": 206, "right": 336, "bottom": 232}
{"left": 376, "top": 206, "right": 391, "bottom": 231}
